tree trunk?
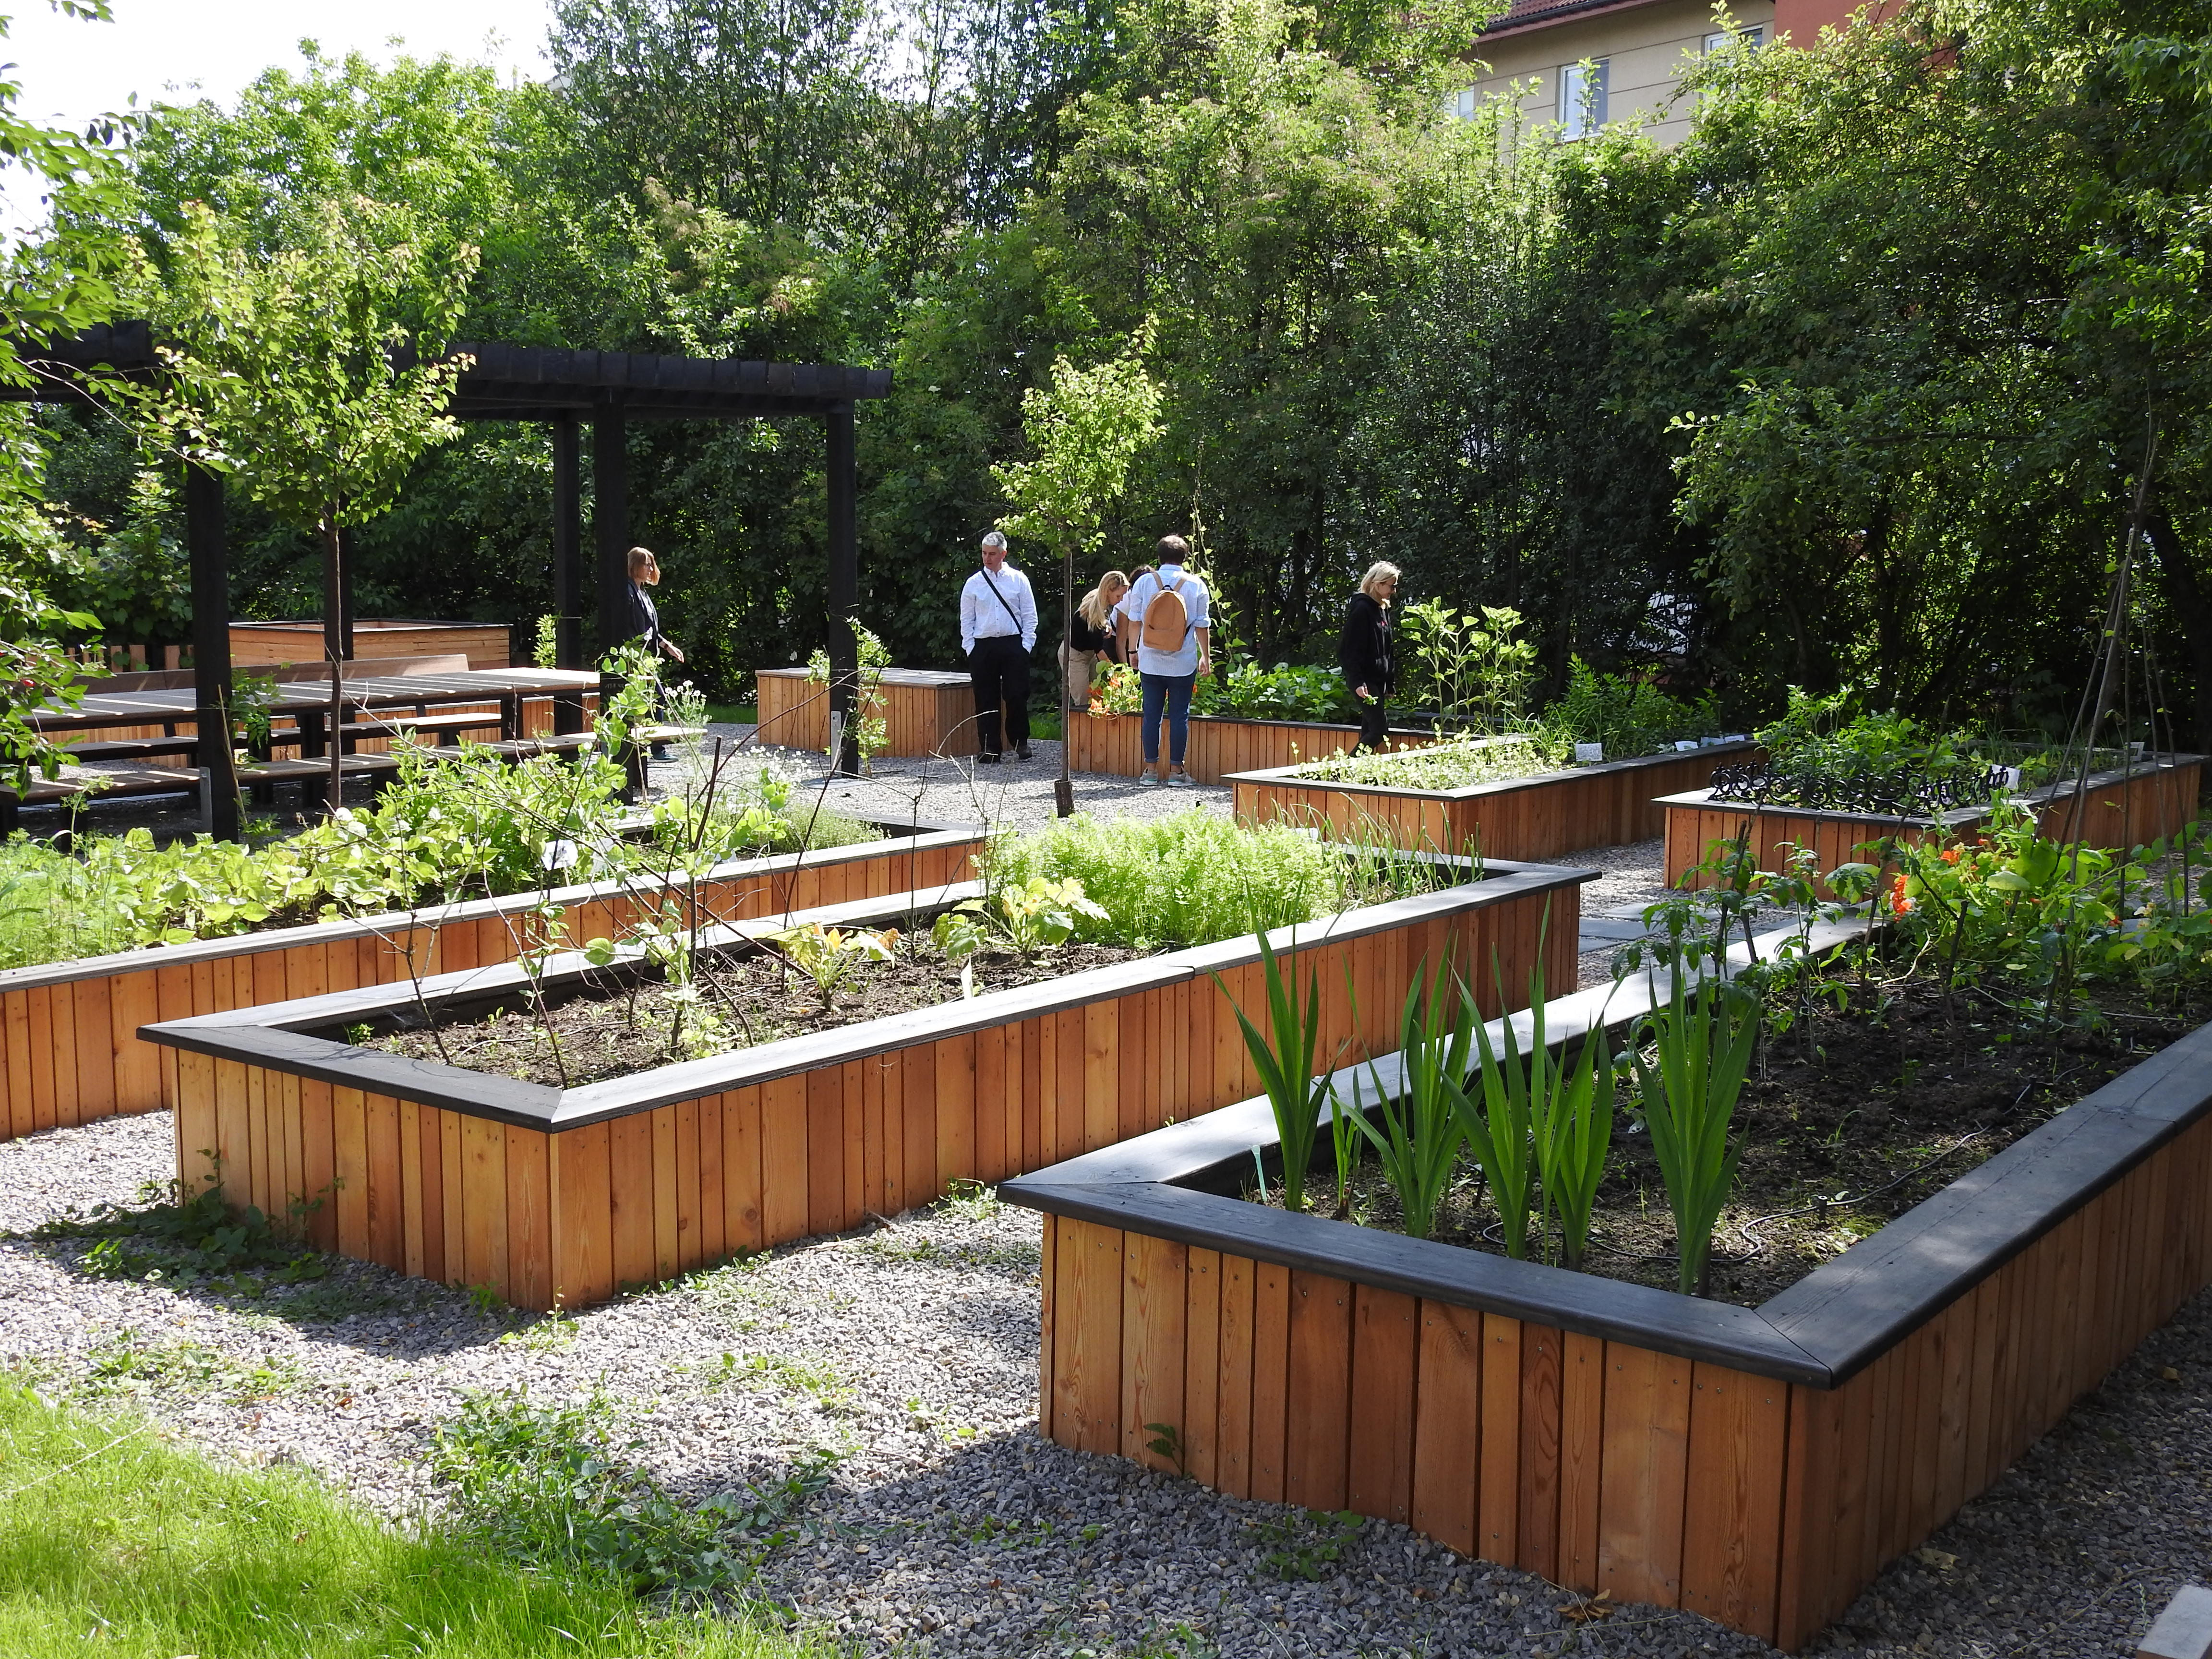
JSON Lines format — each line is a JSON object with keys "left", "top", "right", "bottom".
{"left": 322, "top": 513, "right": 345, "bottom": 817}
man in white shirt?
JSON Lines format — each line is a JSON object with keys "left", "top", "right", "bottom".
{"left": 959, "top": 530, "right": 1038, "bottom": 761}
{"left": 1112, "top": 535, "right": 1212, "bottom": 786}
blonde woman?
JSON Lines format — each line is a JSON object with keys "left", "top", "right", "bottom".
{"left": 1339, "top": 561, "right": 1400, "bottom": 751}
{"left": 1062, "top": 570, "right": 1129, "bottom": 709}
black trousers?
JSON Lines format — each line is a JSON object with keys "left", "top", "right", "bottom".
{"left": 1356, "top": 696, "right": 1389, "bottom": 750}
{"left": 969, "top": 635, "right": 1031, "bottom": 755}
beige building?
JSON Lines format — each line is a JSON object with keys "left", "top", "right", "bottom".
{"left": 1455, "top": 0, "right": 1867, "bottom": 145}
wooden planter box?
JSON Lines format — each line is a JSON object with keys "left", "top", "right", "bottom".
{"left": 1661, "top": 756, "right": 2205, "bottom": 891}
{"left": 755, "top": 668, "right": 980, "bottom": 758}
{"left": 1003, "top": 962, "right": 2212, "bottom": 1652}
{"left": 0, "top": 822, "right": 986, "bottom": 1146}
{"left": 1067, "top": 713, "right": 1434, "bottom": 787}
{"left": 1229, "top": 741, "right": 1757, "bottom": 860}
{"left": 140, "top": 857, "right": 1591, "bottom": 1310}
{"left": 230, "top": 620, "right": 513, "bottom": 671}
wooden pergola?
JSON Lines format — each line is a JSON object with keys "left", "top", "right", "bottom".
{"left": 16, "top": 325, "right": 892, "bottom": 837}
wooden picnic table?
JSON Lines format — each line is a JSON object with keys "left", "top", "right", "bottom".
{"left": 32, "top": 668, "right": 602, "bottom": 753}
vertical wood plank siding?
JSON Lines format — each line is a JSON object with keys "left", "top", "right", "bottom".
{"left": 1233, "top": 748, "right": 1748, "bottom": 862}
{"left": 1, "top": 830, "right": 984, "bottom": 1144}
{"left": 1065, "top": 714, "right": 1434, "bottom": 788}
{"left": 1033, "top": 1107, "right": 2212, "bottom": 1652}
{"left": 755, "top": 669, "right": 981, "bottom": 757}
{"left": 163, "top": 876, "right": 1574, "bottom": 1311}
{"left": 1664, "top": 761, "right": 2204, "bottom": 893}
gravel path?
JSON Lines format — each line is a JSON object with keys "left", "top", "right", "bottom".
{"left": 3, "top": 1111, "right": 2204, "bottom": 1657}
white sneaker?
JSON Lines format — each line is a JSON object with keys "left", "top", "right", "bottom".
{"left": 1137, "top": 771, "right": 1161, "bottom": 788}
{"left": 1166, "top": 768, "right": 1193, "bottom": 787}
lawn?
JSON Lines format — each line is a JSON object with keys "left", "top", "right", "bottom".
{"left": 0, "top": 1382, "right": 814, "bottom": 1659}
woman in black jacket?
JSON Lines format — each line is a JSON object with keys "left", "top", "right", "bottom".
{"left": 1338, "top": 562, "right": 1400, "bottom": 751}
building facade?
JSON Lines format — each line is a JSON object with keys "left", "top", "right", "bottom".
{"left": 1456, "top": 0, "right": 1882, "bottom": 145}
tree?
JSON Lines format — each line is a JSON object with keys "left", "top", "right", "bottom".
{"left": 992, "top": 330, "right": 1162, "bottom": 810}
{"left": 0, "top": 0, "right": 138, "bottom": 785}
{"left": 133, "top": 195, "right": 478, "bottom": 809}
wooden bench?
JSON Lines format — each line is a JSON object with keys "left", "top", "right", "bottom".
{"left": 335, "top": 709, "right": 507, "bottom": 749}
{"left": 234, "top": 752, "right": 408, "bottom": 811}
{"left": 59, "top": 735, "right": 201, "bottom": 764}
{"left": 0, "top": 765, "right": 204, "bottom": 833}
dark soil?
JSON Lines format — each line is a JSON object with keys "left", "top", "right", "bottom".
{"left": 374, "top": 941, "right": 1153, "bottom": 1088}
{"left": 1262, "top": 974, "right": 2198, "bottom": 1307}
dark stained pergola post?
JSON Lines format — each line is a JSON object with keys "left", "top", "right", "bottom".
{"left": 826, "top": 403, "right": 858, "bottom": 776}
{"left": 185, "top": 464, "right": 239, "bottom": 842}
{"left": 593, "top": 401, "right": 642, "bottom": 792}
{"left": 551, "top": 411, "right": 585, "bottom": 734}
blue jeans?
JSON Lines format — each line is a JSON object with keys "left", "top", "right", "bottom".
{"left": 1141, "top": 672, "right": 1196, "bottom": 765}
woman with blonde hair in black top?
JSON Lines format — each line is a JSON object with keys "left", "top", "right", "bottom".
{"left": 1063, "top": 570, "right": 1129, "bottom": 709}
{"left": 1339, "top": 561, "right": 1400, "bottom": 751}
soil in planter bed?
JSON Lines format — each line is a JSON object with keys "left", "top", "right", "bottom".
{"left": 373, "top": 943, "right": 1153, "bottom": 1088}
{"left": 1259, "top": 976, "right": 2197, "bottom": 1306}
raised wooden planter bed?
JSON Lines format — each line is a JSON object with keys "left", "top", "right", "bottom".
{"left": 1228, "top": 741, "right": 1757, "bottom": 860}
{"left": 1661, "top": 755, "right": 2205, "bottom": 891}
{"left": 140, "top": 857, "right": 1590, "bottom": 1310}
{"left": 1066, "top": 712, "right": 1433, "bottom": 787}
{"left": 755, "top": 667, "right": 979, "bottom": 757}
{"left": 1004, "top": 941, "right": 2212, "bottom": 1652}
{"left": 0, "top": 821, "right": 986, "bottom": 1146}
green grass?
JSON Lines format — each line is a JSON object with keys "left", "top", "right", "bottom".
{"left": 0, "top": 1382, "right": 814, "bottom": 1659}
{"left": 706, "top": 701, "right": 759, "bottom": 725}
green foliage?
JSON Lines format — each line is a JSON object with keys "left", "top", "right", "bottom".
{"left": 1193, "top": 661, "right": 1355, "bottom": 723}
{"left": 984, "top": 810, "right": 1357, "bottom": 949}
{"left": 1396, "top": 601, "right": 1536, "bottom": 734}
{"left": 33, "top": 1174, "right": 327, "bottom": 1292}
{"left": 1293, "top": 733, "right": 1574, "bottom": 791}
{"left": 1630, "top": 973, "right": 1757, "bottom": 1298}
{"left": 0, "top": 1382, "right": 811, "bottom": 1659}
{"left": 431, "top": 1388, "right": 837, "bottom": 1599}
{"left": 1217, "top": 929, "right": 1339, "bottom": 1215}
{"left": 1539, "top": 658, "right": 1718, "bottom": 759}
{"left": 1249, "top": 1508, "right": 1364, "bottom": 1582}
{"left": 805, "top": 616, "right": 891, "bottom": 764}
{"left": 768, "top": 920, "right": 899, "bottom": 1008}
{"left": 1520, "top": 969, "right": 1617, "bottom": 1273}
{"left": 1347, "top": 955, "right": 1471, "bottom": 1241}
{"left": 993, "top": 331, "right": 1164, "bottom": 565}
{"left": 932, "top": 875, "right": 1108, "bottom": 958}
{"left": 533, "top": 614, "right": 559, "bottom": 669}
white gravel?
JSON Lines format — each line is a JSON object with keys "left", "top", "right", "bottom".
{"left": 4, "top": 1108, "right": 2204, "bottom": 1657}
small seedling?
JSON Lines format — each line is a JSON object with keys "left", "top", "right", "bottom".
{"left": 1144, "top": 1420, "right": 1189, "bottom": 1477}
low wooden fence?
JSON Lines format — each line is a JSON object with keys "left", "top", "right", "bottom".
{"left": 755, "top": 668, "right": 980, "bottom": 757}
{"left": 1065, "top": 713, "right": 1432, "bottom": 787}
{"left": 1229, "top": 743, "right": 1756, "bottom": 861}
{"left": 1661, "top": 757, "right": 2204, "bottom": 891}
{"left": 0, "top": 823, "right": 985, "bottom": 1145}
{"left": 143, "top": 859, "right": 1589, "bottom": 1309}
{"left": 1007, "top": 976, "right": 2212, "bottom": 1652}
{"left": 229, "top": 620, "right": 513, "bottom": 671}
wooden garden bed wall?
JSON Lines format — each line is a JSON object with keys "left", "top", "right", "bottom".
{"left": 229, "top": 621, "right": 513, "bottom": 671}
{"left": 1065, "top": 714, "right": 1433, "bottom": 787}
{"left": 1233, "top": 746, "right": 1750, "bottom": 861}
{"left": 164, "top": 877, "right": 1579, "bottom": 1309}
{"left": 755, "top": 668, "right": 980, "bottom": 757}
{"left": 1663, "top": 759, "right": 2205, "bottom": 891}
{"left": 2, "top": 830, "right": 983, "bottom": 1144}
{"left": 1030, "top": 1090, "right": 2212, "bottom": 1652}
{"left": 1771, "top": 1106, "right": 2212, "bottom": 1647}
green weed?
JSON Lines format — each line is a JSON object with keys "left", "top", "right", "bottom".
{"left": 1247, "top": 1508, "right": 1363, "bottom": 1581}
{"left": 36, "top": 1174, "right": 329, "bottom": 1292}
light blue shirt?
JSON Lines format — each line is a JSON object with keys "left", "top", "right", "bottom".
{"left": 960, "top": 562, "right": 1037, "bottom": 654}
{"left": 1115, "top": 565, "right": 1210, "bottom": 677}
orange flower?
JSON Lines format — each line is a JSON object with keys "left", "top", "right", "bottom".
{"left": 1887, "top": 874, "right": 1914, "bottom": 915}
{"left": 1940, "top": 847, "right": 1960, "bottom": 865}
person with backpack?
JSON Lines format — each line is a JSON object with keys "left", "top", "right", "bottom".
{"left": 959, "top": 530, "right": 1038, "bottom": 761}
{"left": 1113, "top": 536, "right": 1212, "bottom": 786}
{"left": 1339, "top": 560, "right": 1400, "bottom": 752}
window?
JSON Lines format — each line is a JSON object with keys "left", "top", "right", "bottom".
{"left": 1704, "top": 24, "right": 1765, "bottom": 51}
{"left": 1559, "top": 58, "right": 1608, "bottom": 139}
{"left": 1448, "top": 87, "right": 1479, "bottom": 120}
